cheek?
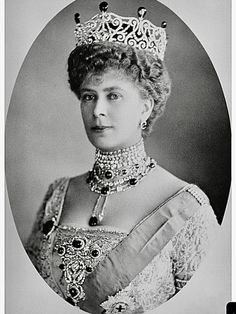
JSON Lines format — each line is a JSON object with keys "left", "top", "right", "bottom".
{"left": 81, "top": 106, "right": 91, "bottom": 126}
{"left": 81, "top": 103, "right": 92, "bottom": 115}
{"left": 123, "top": 103, "right": 143, "bottom": 122}
{"left": 116, "top": 110, "right": 141, "bottom": 130}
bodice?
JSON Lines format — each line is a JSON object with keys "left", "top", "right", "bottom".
{"left": 52, "top": 226, "right": 127, "bottom": 305}
{"left": 26, "top": 177, "right": 219, "bottom": 314}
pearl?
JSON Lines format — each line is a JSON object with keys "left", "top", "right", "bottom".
{"left": 99, "top": 2, "right": 108, "bottom": 13}
{"left": 149, "top": 162, "right": 155, "bottom": 168}
{"left": 137, "top": 7, "right": 147, "bottom": 19}
{"left": 161, "top": 21, "right": 167, "bottom": 28}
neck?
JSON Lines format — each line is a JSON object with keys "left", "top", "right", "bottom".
{"left": 87, "top": 138, "right": 157, "bottom": 195}
{"left": 95, "top": 138, "right": 146, "bottom": 165}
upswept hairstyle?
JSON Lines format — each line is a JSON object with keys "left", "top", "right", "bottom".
{"left": 67, "top": 42, "right": 171, "bottom": 137}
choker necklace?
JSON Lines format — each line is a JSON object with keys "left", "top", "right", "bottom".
{"left": 86, "top": 139, "right": 157, "bottom": 226}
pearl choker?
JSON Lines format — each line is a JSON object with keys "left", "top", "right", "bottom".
{"left": 86, "top": 139, "right": 157, "bottom": 226}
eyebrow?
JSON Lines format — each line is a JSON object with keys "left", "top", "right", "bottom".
{"left": 80, "top": 86, "right": 125, "bottom": 93}
{"left": 103, "top": 86, "right": 125, "bottom": 92}
{"left": 80, "top": 88, "right": 96, "bottom": 93}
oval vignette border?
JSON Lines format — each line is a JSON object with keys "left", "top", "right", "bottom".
{"left": 5, "top": 1, "right": 231, "bottom": 314}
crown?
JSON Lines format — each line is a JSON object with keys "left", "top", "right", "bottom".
{"left": 74, "top": 2, "right": 167, "bottom": 61}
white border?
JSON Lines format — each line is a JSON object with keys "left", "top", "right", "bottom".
{"left": 1, "top": 0, "right": 5, "bottom": 311}
{"left": 4, "top": 0, "right": 232, "bottom": 313}
{"left": 231, "top": 0, "right": 235, "bottom": 303}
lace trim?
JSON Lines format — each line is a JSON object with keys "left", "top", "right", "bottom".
{"left": 26, "top": 178, "right": 69, "bottom": 297}
{"left": 186, "top": 185, "right": 209, "bottom": 205}
{"left": 43, "top": 177, "right": 69, "bottom": 223}
{"left": 58, "top": 225, "right": 128, "bottom": 236}
{"left": 172, "top": 204, "right": 219, "bottom": 279}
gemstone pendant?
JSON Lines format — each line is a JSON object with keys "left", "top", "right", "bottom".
{"left": 149, "top": 162, "right": 155, "bottom": 168}
{"left": 89, "top": 216, "right": 98, "bottom": 226}
{"left": 105, "top": 170, "right": 113, "bottom": 179}
{"left": 86, "top": 266, "right": 92, "bottom": 273}
{"left": 42, "top": 219, "right": 55, "bottom": 236}
{"left": 129, "top": 178, "right": 137, "bottom": 185}
{"left": 69, "top": 287, "right": 79, "bottom": 298}
{"left": 91, "top": 249, "right": 100, "bottom": 258}
{"left": 101, "top": 186, "right": 109, "bottom": 195}
{"left": 72, "top": 238, "right": 85, "bottom": 249}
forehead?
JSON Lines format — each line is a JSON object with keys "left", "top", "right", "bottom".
{"left": 80, "top": 69, "right": 136, "bottom": 90}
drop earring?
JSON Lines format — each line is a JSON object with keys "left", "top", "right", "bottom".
{"left": 141, "top": 121, "right": 147, "bottom": 130}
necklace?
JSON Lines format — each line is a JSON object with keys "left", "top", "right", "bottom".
{"left": 86, "top": 138, "right": 157, "bottom": 226}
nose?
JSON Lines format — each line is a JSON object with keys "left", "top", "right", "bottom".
{"left": 93, "top": 96, "right": 107, "bottom": 118}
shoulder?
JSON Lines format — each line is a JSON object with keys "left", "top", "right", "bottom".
{"left": 147, "top": 165, "right": 187, "bottom": 204}
{"left": 152, "top": 165, "right": 210, "bottom": 206}
{"left": 151, "top": 166, "right": 218, "bottom": 223}
{"left": 169, "top": 185, "right": 219, "bottom": 256}
{"left": 64, "top": 172, "right": 89, "bottom": 197}
{"left": 46, "top": 173, "right": 87, "bottom": 197}
{"left": 154, "top": 165, "right": 187, "bottom": 189}
{"left": 169, "top": 183, "right": 219, "bottom": 242}
{"left": 44, "top": 173, "right": 89, "bottom": 205}
{"left": 50, "top": 176, "right": 70, "bottom": 190}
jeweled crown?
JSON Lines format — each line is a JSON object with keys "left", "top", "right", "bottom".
{"left": 74, "top": 2, "right": 167, "bottom": 61}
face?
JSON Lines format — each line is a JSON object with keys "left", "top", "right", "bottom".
{"left": 79, "top": 69, "right": 152, "bottom": 151}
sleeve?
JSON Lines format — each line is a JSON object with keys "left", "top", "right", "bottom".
{"left": 171, "top": 204, "right": 220, "bottom": 292}
{"left": 25, "top": 182, "right": 54, "bottom": 269}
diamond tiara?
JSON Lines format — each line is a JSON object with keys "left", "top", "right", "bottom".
{"left": 74, "top": 2, "right": 168, "bottom": 61}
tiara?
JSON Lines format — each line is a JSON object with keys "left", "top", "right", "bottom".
{"left": 74, "top": 2, "right": 167, "bottom": 61}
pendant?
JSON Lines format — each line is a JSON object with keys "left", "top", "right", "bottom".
{"left": 89, "top": 194, "right": 108, "bottom": 226}
{"left": 89, "top": 216, "right": 98, "bottom": 226}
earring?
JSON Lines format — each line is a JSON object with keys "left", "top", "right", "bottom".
{"left": 141, "top": 121, "right": 147, "bottom": 130}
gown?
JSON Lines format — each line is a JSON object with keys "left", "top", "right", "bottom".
{"left": 26, "top": 177, "right": 219, "bottom": 314}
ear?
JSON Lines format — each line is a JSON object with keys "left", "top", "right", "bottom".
{"left": 141, "top": 98, "right": 154, "bottom": 121}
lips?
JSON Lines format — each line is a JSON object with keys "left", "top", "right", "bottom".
{"left": 91, "top": 125, "right": 112, "bottom": 131}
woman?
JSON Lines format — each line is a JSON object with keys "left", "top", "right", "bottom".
{"left": 26, "top": 3, "right": 219, "bottom": 314}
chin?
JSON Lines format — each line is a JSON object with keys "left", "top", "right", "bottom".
{"left": 88, "top": 136, "right": 121, "bottom": 152}
{"left": 93, "top": 141, "right": 120, "bottom": 152}
{"left": 91, "top": 138, "right": 142, "bottom": 152}
{"left": 87, "top": 130, "right": 141, "bottom": 152}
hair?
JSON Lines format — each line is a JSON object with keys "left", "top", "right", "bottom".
{"left": 67, "top": 42, "right": 171, "bottom": 137}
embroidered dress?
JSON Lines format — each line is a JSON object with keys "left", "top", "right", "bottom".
{"left": 26, "top": 177, "right": 219, "bottom": 314}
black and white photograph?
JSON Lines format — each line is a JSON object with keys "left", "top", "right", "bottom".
{"left": 5, "top": 0, "right": 231, "bottom": 313}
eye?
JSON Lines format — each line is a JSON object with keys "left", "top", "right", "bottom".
{"left": 108, "top": 92, "right": 122, "bottom": 101}
{"left": 81, "top": 93, "right": 96, "bottom": 102}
